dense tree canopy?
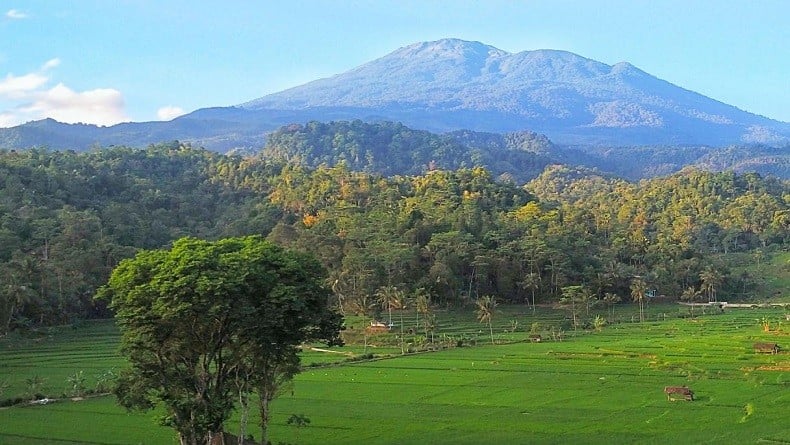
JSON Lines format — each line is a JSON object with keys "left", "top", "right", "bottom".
{"left": 0, "top": 141, "right": 787, "bottom": 333}
{"left": 97, "top": 236, "right": 342, "bottom": 444}
{"left": 263, "top": 120, "right": 555, "bottom": 182}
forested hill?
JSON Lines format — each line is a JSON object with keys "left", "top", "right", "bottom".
{"left": 262, "top": 121, "right": 555, "bottom": 183}
{"left": 0, "top": 143, "right": 787, "bottom": 333}
{"left": 2, "top": 118, "right": 787, "bottom": 180}
{"left": 262, "top": 120, "right": 790, "bottom": 181}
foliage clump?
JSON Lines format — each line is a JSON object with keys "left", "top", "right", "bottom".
{"left": 98, "top": 235, "right": 342, "bottom": 445}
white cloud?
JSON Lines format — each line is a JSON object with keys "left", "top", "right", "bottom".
{"left": 5, "top": 9, "right": 28, "bottom": 19}
{"left": 157, "top": 105, "right": 185, "bottom": 121}
{"left": 0, "top": 59, "right": 129, "bottom": 127}
{"left": 0, "top": 72, "right": 49, "bottom": 97}
{"left": 22, "top": 83, "right": 127, "bottom": 126}
{"left": 41, "top": 58, "right": 60, "bottom": 71}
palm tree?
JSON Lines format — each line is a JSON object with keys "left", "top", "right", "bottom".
{"left": 397, "top": 295, "right": 409, "bottom": 354}
{"left": 560, "top": 285, "right": 585, "bottom": 330}
{"left": 0, "top": 266, "right": 36, "bottom": 335}
{"left": 681, "top": 286, "right": 700, "bottom": 316}
{"left": 414, "top": 288, "right": 430, "bottom": 328}
{"left": 376, "top": 285, "right": 401, "bottom": 326}
{"left": 602, "top": 292, "right": 621, "bottom": 321}
{"left": 699, "top": 267, "right": 723, "bottom": 303}
{"left": 519, "top": 272, "right": 541, "bottom": 314}
{"left": 630, "top": 277, "right": 647, "bottom": 322}
{"left": 476, "top": 295, "right": 497, "bottom": 345}
{"left": 349, "top": 294, "right": 377, "bottom": 354}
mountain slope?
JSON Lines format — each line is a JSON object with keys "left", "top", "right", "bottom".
{"left": 241, "top": 38, "right": 789, "bottom": 146}
{"left": 1, "top": 38, "right": 788, "bottom": 153}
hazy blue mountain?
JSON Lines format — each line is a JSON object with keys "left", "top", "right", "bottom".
{"left": 1, "top": 38, "right": 788, "bottom": 154}
{"left": 241, "top": 38, "right": 789, "bottom": 146}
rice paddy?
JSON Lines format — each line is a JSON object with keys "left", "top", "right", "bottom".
{"left": 1, "top": 304, "right": 787, "bottom": 444}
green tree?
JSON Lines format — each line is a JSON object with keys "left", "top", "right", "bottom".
{"left": 519, "top": 272, "right": 541, "bottom": 313}
{"left": 414, "top": 288, "right": 430, "bottom": 329}
{"left": 375, "top": 281, "right": 408, "bottom": 350}
{"left": 414, "top": 290, "right": 436, "bottom": 343}
{"left": 559, "top": 285, "right": 586, "bottom": 330}
{"left": 476, "top": 295, "right": 497, "bottom": 345}
{"left": 602, "top": 292, "right": 621, "bottom": 321}
{"left": 681, "top": 286, "right": 700, "bottom": 316}
{"left": 699, "top": 267, "right": 723, "bottom": 303}
{"left": 0, "top": 258, "right": 36, "bottom": 335}
{"left": 376, "top": 285, "right": 401, "bottom": 327}
{"left": 98, "top": 236, "right": 341, "bottom": 445}
{"left": 630, "top": 277, "right": 647, "bottom": 322}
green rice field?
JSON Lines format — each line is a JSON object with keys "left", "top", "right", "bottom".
{"left": 1, "top": 304, "right": 788, "bottom": 444}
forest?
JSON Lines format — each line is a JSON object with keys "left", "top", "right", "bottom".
{"left": 0, "top": 135, "right": 788, "bottom": 334}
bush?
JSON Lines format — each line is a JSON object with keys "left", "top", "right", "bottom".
{"left": 0, "top": 396, "right": 26, "bottom": 407}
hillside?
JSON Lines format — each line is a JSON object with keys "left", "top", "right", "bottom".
{"left": 260, "top": 121, "right": 790, "bottom": 181}
{"left": 1, "top": 144, "right": 786, "bottom": 331}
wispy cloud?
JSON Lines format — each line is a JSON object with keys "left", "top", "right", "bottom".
{"left": 0, "top": 59, "right": 129, "bottom": 127}
{"left": 157, "top": 105, "right": 185, "bottom": 121}
{"left": 41, "top": 58, "right": 60, "bottom": 70}
{"left": 5, "top": 9, "right": 28, "bottom": 19}
{"left": 0, "top": 72, "right": 49, "bottom": 97}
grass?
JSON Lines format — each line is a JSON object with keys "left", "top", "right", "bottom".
{"left": 1, "top": 305, "right": 788, "bottom": 444}
{"left": 0, "top": 321, "right": 124, "bottom": 401}
{"left": 722, "top": 250, "right": 790, "bottom": 302}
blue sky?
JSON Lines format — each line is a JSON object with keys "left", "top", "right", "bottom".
{"left": 1, "top": 0, "right": 788, "bottom": 127}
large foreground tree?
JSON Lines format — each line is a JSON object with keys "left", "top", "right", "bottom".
{"left": 98, "top": 236, "right": 342, "bottom": 445}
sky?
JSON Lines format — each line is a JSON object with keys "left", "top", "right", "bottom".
{"left": 1, "top": 0, "right": 788, "bottom": 128}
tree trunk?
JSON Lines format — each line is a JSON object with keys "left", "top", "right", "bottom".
{"left": 238, "top": 389, "right": 249, "bottom": 444}
{"left": 178, "top": 432, "right": 198, "bottom": 445}
{"left": 571, "top": 299, "right": 577, "bottom": 330}
{"left": 259, "top": 391, "right": 272, "bottom": 445}
{"left": 1, "top": 299, "right": 15, "bottom": 335}
{"left": 488, "top": 321, "right": 494, "bottom": 345}
{"left": 399, "top": 310, "right": 405, "bottom": 354}
{"left": 532, "top": 290, "right": 536, "bottom": 314}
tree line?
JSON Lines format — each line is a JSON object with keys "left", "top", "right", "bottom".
{"left": 0, "top": 140, "right": 787, "bottom": 334}
{"left": 263, "top": 120, "right": 789, "bottom": 181}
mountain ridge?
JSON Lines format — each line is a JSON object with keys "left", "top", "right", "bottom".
{"left": 1, "top": 38, "right": 788, "bottom": 152}
{"left": 241, "top": 38, "right": 785, "bottom": 138}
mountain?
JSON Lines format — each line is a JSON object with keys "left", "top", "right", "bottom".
{"left": 241, "top": 39, "right": 790, "bottom": 146}
{"left": 1, "top": 38, "right": 788, "bottom": 152}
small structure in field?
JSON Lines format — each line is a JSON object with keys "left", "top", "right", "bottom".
{"left": 664, "top": 386, "right": 694, "bottom": 401}
{"left": 528, "top": 334, "right": 542, "bottom": 343}
{"left": 366, "top": 321, "right": 390, "bottom": 333}
{"left": 753, "top": 342, "right": 780, "bottom": 354}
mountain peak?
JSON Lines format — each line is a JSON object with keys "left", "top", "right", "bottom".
{"left": 232, "top": 39, "right": 790, "bottom": 145}
{"left": 394, "top": 38, "right": 508, "bottom": 59}
{"left": 610, "top": 61, "right": 645, "bottom": 76}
